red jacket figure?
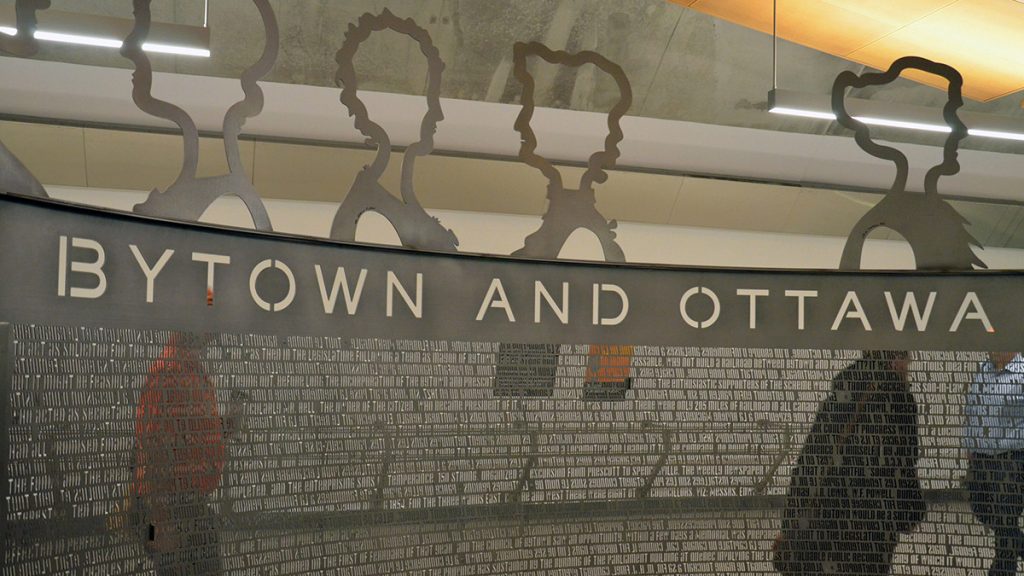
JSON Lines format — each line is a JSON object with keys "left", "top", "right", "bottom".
{"left": 133, "top": 332, "right": 226, "bottom": 575}
{"left": 135, "top": 332, "right": 224, "bottom": 498}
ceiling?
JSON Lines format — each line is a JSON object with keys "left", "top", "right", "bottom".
{"left": 4, "top": 0, "right": 1024, "bottom": 262}
{"left": 15, "top": 0, "right": 1024, "bottom": 155}
{"left": 680, "top": 0, "right": 1024, "bottom": 102}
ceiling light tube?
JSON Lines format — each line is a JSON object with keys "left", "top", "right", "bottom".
{"left": 769, "top": 107, "right": 951, "bottom": 132}
{"left": 847, "top": 116, "right": 951, "bottom": 133}
{"left": 0, "top": 6, "right": 210, "bottom": 57}
{"left": 767, "top": 106, "right": 836, "bottom": 121}
{"left": 34, "top": 30, "right": 122, "bottom": 49}
{"left": 141, "top": 42, "right": 211, "bottom": 58}
{"left": 968, "top": 128, "right": 1024, "bottom": 142}
{"left": 25, "top": 30, "right": 211, "bottom": 57}
{"left": 769, "top": 89, "right": 1024, "bottom": 142}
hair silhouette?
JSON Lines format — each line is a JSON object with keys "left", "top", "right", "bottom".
{"left": 122, "top": 0, "right": 275, "bottom": 231}
{"left": 329, "top": 9, "right": 458, "bottom": 252}
{"left": 834, "top": 56, "right": 983, "bottom": 271}
{"left": 510, "top": 42, "right": 631, "bottom": 263}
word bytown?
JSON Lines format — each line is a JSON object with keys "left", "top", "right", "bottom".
{"left": 57, "top": 236, "right": 993, "bottom": 333}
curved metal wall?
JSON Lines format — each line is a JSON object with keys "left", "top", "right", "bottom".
{"left": 0, "top": 194, "right": 1018, "bottom": 574}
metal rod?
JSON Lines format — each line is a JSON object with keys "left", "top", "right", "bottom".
{"left": 772, "top": 0, "right": 777, "bottom": 90}
{"left": 203, "top": 0, "right": 209, "bottom": 28}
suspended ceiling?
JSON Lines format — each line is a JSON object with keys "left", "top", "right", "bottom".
{"left": 679, "top": 0, "right": 1024, "bottom": 102}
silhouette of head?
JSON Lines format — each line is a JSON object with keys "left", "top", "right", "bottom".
{"left": 832, "top": 56, "right": 966, "bottom": 194}
{"left": 512, "top": 41, "right": 632, "bottom": 194}
{"left": 335, "top": 9, "right": 445, "bottom": 178}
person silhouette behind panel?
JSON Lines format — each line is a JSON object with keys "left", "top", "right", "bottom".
{"left": 774, "top": 350, "right": 925, "bottom": 575}
{"left": 133, "top": 330, "right": 242, "bottom": 576}
{"left": 964, "top": 352, "right": 1024, "bottom": 576}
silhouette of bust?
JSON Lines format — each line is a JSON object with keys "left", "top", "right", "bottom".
{"left": 121, "top": 0, "right": 275, "bottom": 231}
{"left": 329, "top": 10, "right": 458, "bottom": 253}
{"left": 510, "top": 42, "right": 631, "bottom": 263}
{"left": 834, "top": 56, "right": 984, "bottom": 271}
{"left": 0, "top": 0, "right": 47, "bottom": 57}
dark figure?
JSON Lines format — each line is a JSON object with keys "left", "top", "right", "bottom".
{"left": 0, "top": 0, "right": 50, "bottom": 199}
{"left": 132, "top": 332, "right": 241, "bottom": 575}
{"left": 774, "top": 350, "right": 925, "bottom": 575}
{"left": 964, "top": 352, "right": 1024, "bottom": 576}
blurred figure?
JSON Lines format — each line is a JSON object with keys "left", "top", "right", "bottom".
{"left": 774, "top": 350, "right": 925, "bottom": 575}
{"left": 132, "top": 332, "right": 242, "bottom": 575}
{"left": 964, "top": 352, "right": 1024, "bottom": 576}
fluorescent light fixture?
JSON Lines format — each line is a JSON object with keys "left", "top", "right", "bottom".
{"left": 0, "top": 6, "right": 210, "bottom": 57}
{"left": 34, "top": 30, "right": 122, "bottom": 49}
{"left": 769, "top": 89, "right": 1024, "bottom": 142}
{"left": 770, "top": 108, "right": 952, "bottom": 133}
{"left": 25, "top": 30, "right": 211, "bottom": 57}
{"left": 852, "top": 117, "right": 950, "bottom": 133}
{"left": 767, "top": 106, "right": 835, "bottom": 121}
{"left": 967, "top": 128, "right": 1024, "bottom": 142}
{"left": 141, "top": 42, "right": 210, "bottom": 58}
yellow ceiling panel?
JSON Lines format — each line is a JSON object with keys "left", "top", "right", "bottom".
{"left": 675, "top": 0, "right": 1024, "bottom": 102}
{"left": 848, "top": 0, "right": 1024, "bottom": 101}
{"left": 684, "top": 0, "right": 945, "bottom": 56}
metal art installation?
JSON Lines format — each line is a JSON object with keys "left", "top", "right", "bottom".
{"left": 2, "top": 194, "right": 1022, "bottom": 575}
{"left": 0, "top": 7, "right": 1016, "bottom": 575}
{"left": 0, "top": 0, "right": 49, "bottom": 199}
{"left": 510, "top": 41, "right": 631, "bottom": 263}
{"left": 834, "top": 56, "right": 984, "bottom": 271}
{"left": 329, "top": 10, "right": 459, "bottom": 253}
{"left": 121, "top": 0, "right": 276, "bottom": 231}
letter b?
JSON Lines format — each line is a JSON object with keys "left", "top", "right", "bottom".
{"left": 58, "top": 236, "right": 107, "bottom": 299}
